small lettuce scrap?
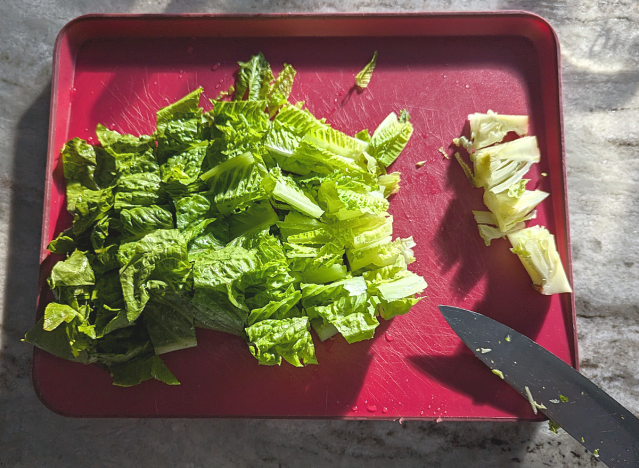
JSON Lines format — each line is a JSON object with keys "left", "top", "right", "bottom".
{"left": 26, "top": 52, "right": 426, "bottom": 386}
{"left": 355, "top": 51, "right": 378, "bottom": 89}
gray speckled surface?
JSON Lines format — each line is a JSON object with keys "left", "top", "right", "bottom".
{"left": 1, "top": 1, "right": 638, "bottom": 467}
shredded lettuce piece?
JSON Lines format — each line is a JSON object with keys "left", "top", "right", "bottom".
{"left": 454, "top": 152, "right": 475, "bottom": 185}
{"left": 492, "top": 369, "right": 504, "bottom": 379}
{"left": 305, "top": 126, "right": 368, "bottom": 160}
{"left": 472, "top": 210, "right": 497, "bottom": 225}
{"left": 477, "top": 222, "right": 525, "bottom": 247}
{"left": 355, "top": 51, "right": 378, "bottom": 89}
{"left": 469, "top": 110, "right": 529, "bottom": 151}
{"left": 378, "top": 172, "right": 401, "bottom": 197}
{"left": 472, "top": 136, "right": 540, "bottom": 193}
{"left": 524, "top": 385, "right": 547, "bottom": 415}
{"left": 483, "top": 189, "right": 549, "bottom": 232}
{"left": 508, "top": 226, "right": 572, "bottom": 295}
{"left": 264, "top": 167, "right": 324, "bottom": 218}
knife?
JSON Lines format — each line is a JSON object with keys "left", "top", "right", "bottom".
{"left": 438, "top": 305, "right": 639, "bottom": 468}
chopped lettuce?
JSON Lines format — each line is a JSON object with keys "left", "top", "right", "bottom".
{"left": 471, "top": 136, "right": 540, "bottom": 193}
{"left": 26, "top": 52, "right": 426, "bottom": 386}
{"left": 508, "top": 226, "right": 572, "bottom": 295}
{"left": 457, "top": 109, "right": 570, "bottom": 296}
{"left": 483, "top": 189, "right": 549, "bottom": 232}
{"left": 234, "top": 53, "right": 274, "bottom": 102}
{"left": 477, "top": 222, "right": 525, "bottom": 246}
{"left": 469, "top": 110, "right": 528, "bottom": 151}
{"left": 369, "top": 112, "right": 413, "bottom": 167}
{"left": 246, "top": 317, "right": 317, "bottom": 366}
{"left": 267, "top": 64, "right": 296, "bottom": 117}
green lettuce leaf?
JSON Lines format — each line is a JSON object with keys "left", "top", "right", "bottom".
{"left": 119, "top": 230, "right": 191, "bottom": 322}
{"left": 109, "top": 353, "right": 180, "bottom": 387}
{"left": 48, "top": 250, "right": 95, "bottom": 289}
{"left": 24, "top": 317, "right": 96, "bottom": 363}
{"left": 175, "top": 193, "right": 213, "bottom": 230}
{"left": 246, "top": 317, "right": 318, "bottom": 367}
{"left": 369, "top": 112, "right": 413, "bottom": 167}
{"left": 267, "top": 63, "right": 296, "bottom": 116}
{"left": 248, "top": 290, "right": 302, "bottom": 325}
{"left": 190, "top": 289, "right": 247, "bottom": 336}
{"left": 143, "top": 297, "right": 197, "bottom": 355}
{"left": 200, "top": 152, "right": 268, "bottom": 214}
{"left": 186, "top": 218, "right": 230, "bottom": 260}
{"left": 264, "top": 167, "right": 324, "bottom": 218}
{"left": 119, "top": 205, "right": 174, "bottom": 238}
{"left": 155, "top": 88, "right": 203, "bottom": 147}
{"left": 306, "top": 294, "right": 379, "bottom": 344}
{"left": 206, "top": 100, "right": 270, "bottom": 165}
{"left": 228, "top": 202, "right": 278, "bottom": 240}
{"left": 47, "top": 232, "right": 76, "bottom": 255}
{"left": 300, "top": 276, "right": 367, "bottom": 309}
{"left": 234, "top": 53, "right": 274, "bottom": 101}
{"left": 115, "top": 172, "right": 165, "bottom": 210}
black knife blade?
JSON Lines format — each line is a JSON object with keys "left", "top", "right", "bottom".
{"left": 438, "top": 305, "right": 639, "bottom": 468}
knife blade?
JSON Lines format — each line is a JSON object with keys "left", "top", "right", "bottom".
{"left": 438, "top": 305, "right": 639, "bottom": 468}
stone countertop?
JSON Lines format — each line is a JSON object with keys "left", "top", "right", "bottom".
{"left": 1, "top": 1, "right": 637, "bottom": 467}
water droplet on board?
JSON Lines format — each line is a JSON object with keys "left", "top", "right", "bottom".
{"left": 385, "top": 332, "right": 394, "bottom": 342}
{"left": 215, "top": 84, "right": 221, "bottom": 89}
{"left": 179, "top": 69, "right": 184, "bottom": 74}
{"left": 420, "top": 410, "right": 424, "bottom": 415}
{"left": 110, "top": 123, "right": 115, "bottom": 129}
{"left": 211, "top": 62, "right": 220, "bottom": 71}
{"left": 367, "top": 405, "right": 377, "bottom": 413}
{"left": 154, "top": 81, "right": 158, "bottom": 85}
{"left": 382, "top": 407, "right": 388, "bottom": 413}
{"left": 351, "top": 406, "right": 358, "bottom": 411}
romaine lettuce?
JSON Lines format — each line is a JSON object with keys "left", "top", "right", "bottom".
{"left": 26, "top": 52, "right": 426, "bottom": 386}
{"left": 508, "top": 226, "right": 572, "bottom": 295}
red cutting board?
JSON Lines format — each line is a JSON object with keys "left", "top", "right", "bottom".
{"left": 34, "top": 13, "right": 576, "bottom": 419}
